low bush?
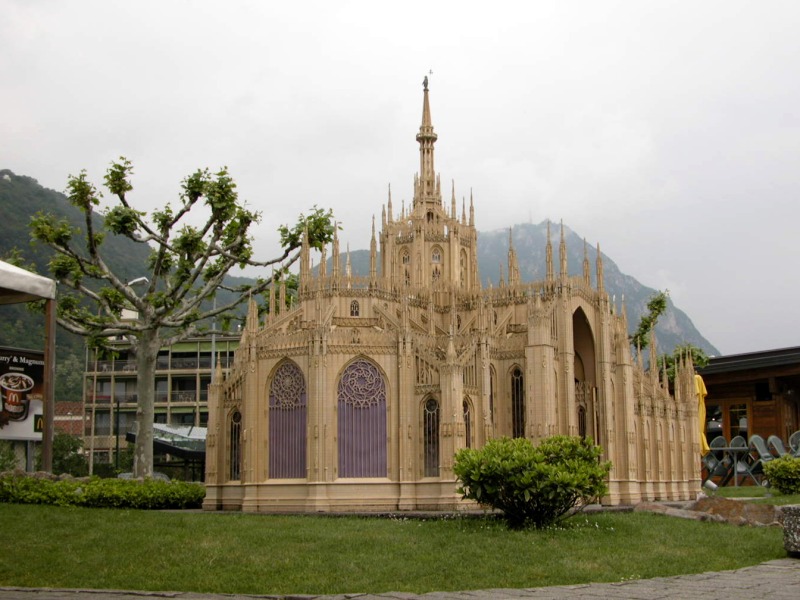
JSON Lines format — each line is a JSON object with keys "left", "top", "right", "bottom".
{"left": 0, "top": 471, "right": 205, "bottom": 509}
{"left": 454, "top": 435, "right": 611, "bottom": 529}
{"left": 763, "top": 455, "right": 800, "bottom": 495}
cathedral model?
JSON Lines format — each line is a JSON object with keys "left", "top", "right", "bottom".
{"left": 204, "top": 81, "right": 702, "bottom": 512}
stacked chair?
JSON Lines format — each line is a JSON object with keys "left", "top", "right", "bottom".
{"left": 747, "top": 434, "right": 775, "bottom": 485}
{"left": 767, "top": 435, "right": 790, "bottom": 457}
{"left": 702, "top": 436, "right": 732, "bottom": 487}
{"left": 789, "top": 430, "right": 800, "bottom": 457}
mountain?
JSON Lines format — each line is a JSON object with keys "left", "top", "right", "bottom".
{"left": 0, "top": 170, "right": 717, "bottom": 406}
{"left": 334, "top": 223, "right": 718, "bottom": 357}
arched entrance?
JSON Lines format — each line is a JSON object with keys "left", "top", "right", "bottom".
{"left": 573, "top": 307, "right": 598, "bottom": 442}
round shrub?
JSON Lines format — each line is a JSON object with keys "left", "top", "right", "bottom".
{"left": 454, "top": 435, "right": 611, "bottom": 529}
{"left": 763, "top": 455, "right": 800, "bottom": 495}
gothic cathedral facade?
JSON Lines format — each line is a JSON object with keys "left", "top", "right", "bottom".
{"left": 204, "top": 83, "right": 701, "bottom": 512}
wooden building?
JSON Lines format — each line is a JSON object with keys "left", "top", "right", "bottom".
{"left": 699, "top": 347, "right": 800, "bottom": 444}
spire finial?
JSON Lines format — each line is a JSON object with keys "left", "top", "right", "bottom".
{"left": 423, "top": 75, "right": 429, "bottom": 91}
{"left": 559, "top": 219, "right": 568, "bottom": 279}
{"left": 582, "top": 238, "right": 590, "bottom": 285}
{"left": 546, "top": 220, "right": 554, "bottom": 282}
{"left": 596, "top": 242, "right": 605, "bottom": 293}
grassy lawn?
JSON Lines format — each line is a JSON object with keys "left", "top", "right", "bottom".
{"left": 715, "top": 485, "right": 800, "bottom": 504}
{"left": 0, "top": 504, "right": 787, "bottom": 596}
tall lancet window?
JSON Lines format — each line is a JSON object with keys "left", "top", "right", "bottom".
{"left": 268, "top": 361, "right": 307, "bottom": 479}
{"left": 229, "top": 410, "right": 242, "bottom": 481}
{"left": 350, "top": 300, "right": 360, "bottom": 317}
{"left": 463, "top": 398, "right": 473, "bottom": 448}
{"left": 489, "top": 365, "right": 496, "bottom": 423}
{"left": 423, "top": 397, "right": 440, "bottom": 477}
{"left": 460, "top": 250, "right": 467, "bottom": 287}
{"left": 511, "top": 366, "right": 525, "bottom": 438}
{"left": 401, "top": 250, "right": 411, "bottom": 287}
{"left": 431, "top": 248, "right": 442, "bottom": 283}
{"left": 337, "top": 358, "right": 387, "bottom": 477}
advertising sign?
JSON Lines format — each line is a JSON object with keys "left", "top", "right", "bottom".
{"left": 0, "top": 347, "right": 44, "bottom": 441}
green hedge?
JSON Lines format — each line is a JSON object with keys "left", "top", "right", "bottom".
{"left": 454, "top": 435, "right": 611, "bottom": 529}
{"left": 763, "top": 455, "right": 800, "bottom": 495}
{"left": 0, "top": 472, "right": 205, "bottom": 509}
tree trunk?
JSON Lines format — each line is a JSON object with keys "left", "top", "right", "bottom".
{"left": 133, "top": 329, "right": 160, "bottom": 478}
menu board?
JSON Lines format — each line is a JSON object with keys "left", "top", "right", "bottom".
{"left": 0, "top": 347, "right": 44, "bottom": 441}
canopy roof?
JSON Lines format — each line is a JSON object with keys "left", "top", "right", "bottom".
{"left": 0, "top": 260, "right": 56, "bottom": 304}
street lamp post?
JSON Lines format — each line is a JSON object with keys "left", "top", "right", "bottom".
{"left": 120, "top": 276, "right": 149, "bottom": 472}
{"left": 115, "top": 394, "right": 120, "bottom": 470}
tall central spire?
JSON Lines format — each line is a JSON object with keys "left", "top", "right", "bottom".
{"left": 415, "top": 77, "right": 439, "bottom": 207}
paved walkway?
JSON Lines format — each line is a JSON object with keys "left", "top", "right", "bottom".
{"left": 1, "top": 558, "right": 798, "bottom": 600}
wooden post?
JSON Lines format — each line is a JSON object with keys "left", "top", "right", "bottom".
{"left": 42, "top": 297, "right": 56, "bottom": 472}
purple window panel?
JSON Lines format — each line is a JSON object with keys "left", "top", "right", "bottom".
{"left": 269, "top": 361, "right": 307, "bottom": 479}
{"left": 338, "top": 358, "right": 387, "bottom": 477}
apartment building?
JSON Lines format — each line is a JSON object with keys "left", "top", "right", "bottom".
{"left": 84, "top": 334, "right": 239, "bottom": 465}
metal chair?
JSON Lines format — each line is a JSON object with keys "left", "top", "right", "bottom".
{"left": 748, "top": 434, "right": 775, "bottom": 485}
{"left": 703, "top": 436, "right": 733, "bottom": 486}
{"left": 789, "top": 430, "right": 800, "bottom": 456}
{"left": 702, "top": 450, "right": 733, "bottom": 487}
{"left": 709, "top": 435, "right": 728, "bottom": 457}
{"left": 767, "top": 435, "right": 789, "bottom": 457}
{"left": 727, "top": 435, "right": 753, "bottom": 485}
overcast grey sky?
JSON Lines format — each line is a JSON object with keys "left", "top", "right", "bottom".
{"left": 2, "top": 1, "right": 798, "bottom": 356}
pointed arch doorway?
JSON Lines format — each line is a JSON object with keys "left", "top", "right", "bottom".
{"left": 573, "top": 307, "right": 598, "bottom": 443}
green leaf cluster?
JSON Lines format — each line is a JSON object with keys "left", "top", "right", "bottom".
{"left": 454, "top": 435, "right": 611, "bottom": 529}
{"left": 630, "top": 290, "right": 668, "bottom": 351}
{"left": 0, "top": 441, "right": 16, "bottom": 471}
{"left": 0, "top": 472, "right": 205, "bottom": 509}
{"left": 279, "top": 205, "right": 338, "bottom": 251}
{"left": 763, "top": 455, "right": 800, "bottom": 495}
{"left": 657, "top": 343, "right": 710, "bottom": 383}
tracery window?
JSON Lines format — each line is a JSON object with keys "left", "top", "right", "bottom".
{"left": 268, "top": 361, "right": 307, "bottom": 478}
{"left": 423, "top": 397, "right": 440, "bottom": 477}
{"left": 350, "top": 300, "right": 360, "bottom": 317}
{"left": 401, "top": 250, "right": 410, "bottom": 264}
{"left": 337, "top": 358, "right": 387, "bottom": 477}
{"left": 511, "top": 367, "right": 525, "bottom": 438}
{"left": 229, "top": 410, "right": 242, "bottom": 481}
{"left": 431, "top": 248, "right": 441, "bottom": 263}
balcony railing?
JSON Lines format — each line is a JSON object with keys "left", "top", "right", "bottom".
{"left": 90, "top": 356, "right": 234, "bottom": 373}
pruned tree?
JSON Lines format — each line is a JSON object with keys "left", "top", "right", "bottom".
{"left": 30, "top": 158, "right": 335, "bottom": 477}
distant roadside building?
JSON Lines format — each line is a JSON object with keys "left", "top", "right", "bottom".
{"left": 83, "top": 335, "right": 239, "bottom": 466}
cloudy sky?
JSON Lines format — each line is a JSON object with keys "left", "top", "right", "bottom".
{"left": 2, "top": 1, "right": 799, "bottom": 356}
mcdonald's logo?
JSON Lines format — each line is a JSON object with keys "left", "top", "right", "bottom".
{"left": 34, "top": 414, "right": 44, "bottom": 433}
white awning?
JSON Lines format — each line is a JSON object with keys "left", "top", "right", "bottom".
{"left": 0, "top": 260, "right": 57, "bottom": 304}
